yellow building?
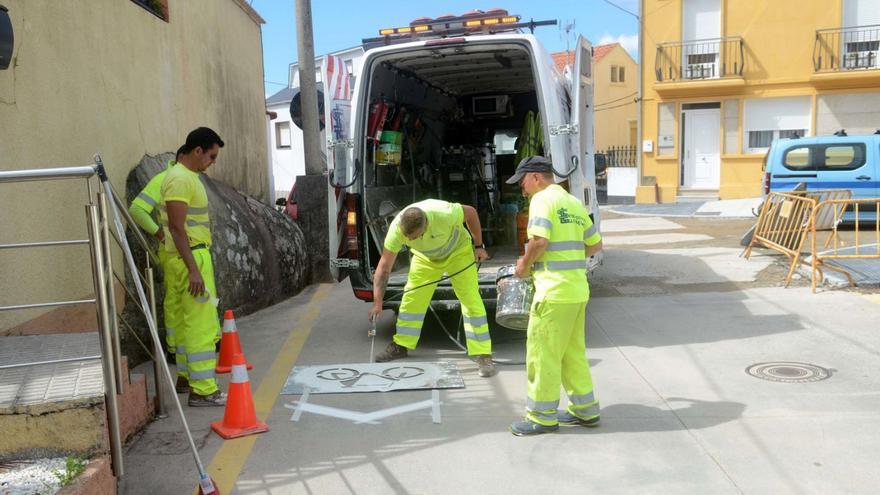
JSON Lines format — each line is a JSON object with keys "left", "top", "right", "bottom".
{"left": 638, "top": 0, "right": 880, "bottom": 203}
{"left": 554, "top": 43, "right": 638, "bottom": 151}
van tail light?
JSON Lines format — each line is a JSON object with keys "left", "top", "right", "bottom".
{"left": 354, "top": 289, "right": 374, "bottom": 301}
{"left": 345, "top": 193, "right": 359, "bottom": 259}
{"left": 763, "top": 172, "right": 771, "bottom": 195}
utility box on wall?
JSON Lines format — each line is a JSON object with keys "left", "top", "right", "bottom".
{"left": 0, "top": 5, "right": 12, "bottom": 70}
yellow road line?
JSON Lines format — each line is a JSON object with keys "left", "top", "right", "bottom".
{"left": 203, "top": 283, "right": 333, "bottom": 493}
{"left": 863, "top": 294, "right": 880, "bottom": 305}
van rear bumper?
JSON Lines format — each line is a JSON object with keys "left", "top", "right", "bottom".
{"left": 348, "top": 267, "right": 499, "bottom": 311}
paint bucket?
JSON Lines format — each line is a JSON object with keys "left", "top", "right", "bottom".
{"left": 376, "top": 130, "right": 403, "bottom": 166}
{"left": 495, "top": 264, "right": 534, "bottom": 330}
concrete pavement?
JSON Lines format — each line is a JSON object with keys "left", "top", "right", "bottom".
{"left": 122, "top": 213, "right": 880, "bottom": 494}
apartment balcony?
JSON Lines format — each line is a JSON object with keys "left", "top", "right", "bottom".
{"left": 812, "top": 24, "right": 880, "bottom": 89}
{"left": 653, "top": 36, "right": 745, "bottom": 97}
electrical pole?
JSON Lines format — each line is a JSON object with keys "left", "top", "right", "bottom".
{"left": 293, "top": 0, "right": 333, "bottom": 282}
{"left": 295, "top": 0, "right": 322, "bottom": 176}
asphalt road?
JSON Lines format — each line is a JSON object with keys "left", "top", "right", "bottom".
{"left": 122, "top": 214, "right": 880, "bottom": 494}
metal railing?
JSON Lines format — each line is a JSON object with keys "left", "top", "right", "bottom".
{"left": 0, "top": 160, "right": 165, "bottom": 477}
{"left": 810, "top": 198, "right": 880, "bottom": 292}
{"left": 814, "top": 24, "right": 880, "bottom": 72}
{"left": 655, "top": 36, "right": 744, "bottom": 82}
{"left": 597, "top": 146, "right": 637, "bottom": 168}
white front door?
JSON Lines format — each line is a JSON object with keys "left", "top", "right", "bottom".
{"left": 683, "top": 109, "right": 720, "bottom": 189}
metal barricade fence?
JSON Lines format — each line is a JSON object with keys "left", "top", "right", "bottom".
{"left": 810, "top": 198, "right": 880, "bottom": 292}
{"left": 744, "top": 192, "right": 818, "bottom": 286}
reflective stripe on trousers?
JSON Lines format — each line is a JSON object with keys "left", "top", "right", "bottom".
{"left": 166, "top": 249, "right": 220, "bottom": 395}
{"left": 525, "top": 301, "right": 598, "bottom": 426}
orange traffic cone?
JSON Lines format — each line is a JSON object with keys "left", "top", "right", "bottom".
{"left": 215, "top": 310, "right": 253, "bottom": 373}
{"left": 211, "top": 352, "right": 269, "bottom": 439}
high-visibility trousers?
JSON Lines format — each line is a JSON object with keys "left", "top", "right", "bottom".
{"left": 165, "top": 248, "right": 220, "bottom": 396}
{"left": 393, "top": 245, "right": 492, "bottom": 356}
{"left": 157, "top": 249, "right": 183, "bottom": 371}
{"left": 525, "top": 300, "right": 599, "bottom": 426}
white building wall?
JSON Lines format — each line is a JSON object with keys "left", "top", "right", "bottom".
{"left": 269, "top": 46, "right": 364, "bottom": 201}
{"left": 268, "top": 101, "right": 303, "bottom": 200}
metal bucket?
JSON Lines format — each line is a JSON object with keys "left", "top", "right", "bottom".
{"left": 495, "top": 264, "right": 534, "bottom": 330}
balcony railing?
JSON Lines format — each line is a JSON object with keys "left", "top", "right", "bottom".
{"left": 814, "top": 24, "right": 880, "bottom": 72}
{"left": 655, "top": 36, "right": 744, "bottom": 82}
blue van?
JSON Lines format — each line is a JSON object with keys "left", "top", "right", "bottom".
{"left": 763, "top": 134, "right": 880, "bottom": 202}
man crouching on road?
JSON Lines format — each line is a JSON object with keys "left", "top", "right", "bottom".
{"left": 507, "top": 156, "right": 603, "bottom": 436}
{"left": 368, "top": 199, "right": 497, "bottom": 377}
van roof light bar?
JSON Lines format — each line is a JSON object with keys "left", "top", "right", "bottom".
{"left": 362, "top": 14, "right": 557, "bottom": 49}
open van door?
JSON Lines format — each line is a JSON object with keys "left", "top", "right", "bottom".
{"left": 570, "top": 35, "right": 603, "bottom": 269}
{"left": 571, "top": 36, "right": 596, "bottom": 211}
{"left": 323, "top": 55, "right": 356, "bottom": 280}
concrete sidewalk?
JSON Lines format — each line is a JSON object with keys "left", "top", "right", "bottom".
{"left": 121, "top": 214, "right": 880, "bottom": 494}
{"left": 607, "top": 197, "right": 763, "bottom": 219}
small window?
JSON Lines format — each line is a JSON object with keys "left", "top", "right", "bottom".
{"left": 749, "top": 130, "right": 774, "bottom": 149}
{"left": 611, "top": 65, "right": 619, "bottom": 83}
{"left": 748, "top": 129, "right": 807, "bottom": 153}
{"left": 783, "top": 147, "right": 812, "bottom": 170}
{"left": 821, "top": 144, "right": 865, "bottom": 170}
{"left": 618, "top": 66, "right": 625, "bottom": 82}
{"left": 780, "top": 129, "right": 805, "bottom": 139}
{"left": 275, "top": 121, "right": 292, "bottom": 149}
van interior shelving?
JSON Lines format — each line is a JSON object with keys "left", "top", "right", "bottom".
{"left": 358, "top": 41, "right": 551, "bottom": 287}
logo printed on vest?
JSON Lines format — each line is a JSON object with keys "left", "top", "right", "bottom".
{"left": 557, "top": 207, "right": 585, "bottom": 226}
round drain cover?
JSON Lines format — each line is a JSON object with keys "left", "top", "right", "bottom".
{"left": 746, "top": 362, "right": 831, "bottom": 383}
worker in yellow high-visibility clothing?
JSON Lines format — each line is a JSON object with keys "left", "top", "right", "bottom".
{"left": 128, "top": 150, "right": 192, "bottom": 393}
{"left": 507, "top": 156, "right": 603, "bottom": 435}
{"left": 368, "top": 199, "right": 497, "bottom": 377}
{"left": 515, "top": 110, "right": 543, "bottom": 165}
{"left": 160, "top": 127, "right": 226, "bottom": 407}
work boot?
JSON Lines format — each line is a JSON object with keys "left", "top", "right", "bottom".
{"left": 175, "top": 376, "right": 190, "bottom": 394}
{"left": 476, "top": 355, "right": 497, "bottom": 377}
{"left": 375, "top": 341, "right": 408, "bottom": 362}
{"left": 187, "top": 390, "right": 227, "bottom": 407}
{"left": 557, "top": 410, "right": 600, "bottom": 427}
{"left": 509, "top": 418, "right": 559, "bottom": 436}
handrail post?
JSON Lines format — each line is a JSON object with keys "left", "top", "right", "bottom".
{"left": 99, "top": 190, "right": 126, "bottom": 393}
{"left": 145, "top": 264, "right": 168, "bottom": 418}
{"left": 86, "top": 203, "right": 124, "bottom": 477}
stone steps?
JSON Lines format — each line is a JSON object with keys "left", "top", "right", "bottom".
{"left": 0, "top": 333, "right": 152, "bottom": 464}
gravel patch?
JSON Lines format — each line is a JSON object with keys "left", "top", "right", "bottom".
{"left": 0, "top": 457, "right": 77, "bottom": 495}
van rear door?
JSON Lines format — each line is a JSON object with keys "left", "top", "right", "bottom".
{"left": 770, "top": 142, "right": 817, "bottom": 192}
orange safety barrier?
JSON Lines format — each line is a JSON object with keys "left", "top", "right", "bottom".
{"left": 810, "top": 198, "right": 880, "bottom": 292}
{"left": 744, "top": 192, "right": 818, "bottom": 286}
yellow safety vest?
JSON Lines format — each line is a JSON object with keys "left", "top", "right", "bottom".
{"left": 384, "top": 199, "right": 470, "bottom": 261}
{"left": 159, "top": 163, "right": 212, "bottom": 255}
{"left": 527, "top": 184, "right": 601, "bottom": 303}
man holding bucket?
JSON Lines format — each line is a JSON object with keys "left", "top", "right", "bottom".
{"left": 507, "top": 156, "right": 603, "bottom": 436}
{"left": 368, "top": 199, "right": 497, "bottom": 378}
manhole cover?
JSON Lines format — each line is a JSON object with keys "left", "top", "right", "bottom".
{"left": 746, "top": 362, "right": 831, "bottom": 383}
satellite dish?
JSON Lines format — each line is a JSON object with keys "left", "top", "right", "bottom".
{"left": 289, "top": 88, "right": 325, "bottom": 131}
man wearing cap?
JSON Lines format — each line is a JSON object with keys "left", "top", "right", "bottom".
{"left": 506, "top": 156, "right": 603, "bottom": 435}
{"left": 368, "top": 199, "right": 497, "bottom": 378}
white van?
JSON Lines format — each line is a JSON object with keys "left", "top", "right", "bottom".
{"left": 328, "top": 11, "right": 603, "bottom": 311}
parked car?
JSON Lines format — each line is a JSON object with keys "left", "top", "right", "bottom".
{"left": 763, "top": 132, "right": 879, "bottom": 201}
